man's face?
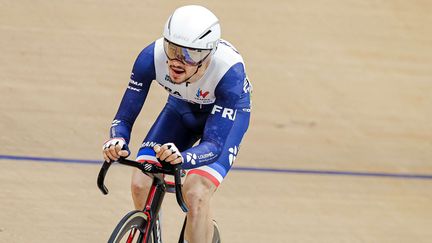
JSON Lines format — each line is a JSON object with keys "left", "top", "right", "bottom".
{"left": 164, "top": 39, "right": 213, "bottom": 83}
{"left": 167, "top": 59, "right": 199, "bottom": 84}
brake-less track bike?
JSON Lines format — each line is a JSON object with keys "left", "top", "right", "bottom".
{"left": 97, "top": 157, "right": 221, "bottom": 243}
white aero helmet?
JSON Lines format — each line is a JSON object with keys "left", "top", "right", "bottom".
{"left": 163, "top": 5, "right": 221, "bottom": 50}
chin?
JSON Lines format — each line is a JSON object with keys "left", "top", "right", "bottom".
{"left": 169, "top": 73, "right": 186, "bottom": 84}
{"left": 172, "top": 79, "right": 185, "bottom": 84}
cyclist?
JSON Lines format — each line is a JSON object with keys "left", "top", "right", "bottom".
{"left": 102, "top": 5, "right": 252, "bottom": 243}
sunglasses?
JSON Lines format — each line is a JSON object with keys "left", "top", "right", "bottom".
{"left": 163, "top": 39, "right": 213, "bottom": 66}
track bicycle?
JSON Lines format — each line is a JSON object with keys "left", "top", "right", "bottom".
{"left": 97, "top": 157, "right": 221, "bottom": 243}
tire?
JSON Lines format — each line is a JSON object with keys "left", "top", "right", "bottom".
{"left": 108, "top": 210, "right": 153, "bottom": 243}
{"left": 212, "top": 220, "right": 221, "bottom": 243}
{"left": 178, "top": 217, "right": 221, "bottom": 243}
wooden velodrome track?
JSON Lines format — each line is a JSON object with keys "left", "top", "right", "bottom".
{"left": 1, "top": 0, "right": 431, "bottom": 242}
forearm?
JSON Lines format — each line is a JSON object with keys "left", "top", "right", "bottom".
{"left": 180, "top": 139, "right": 222, "bottom": 169}
{"left": 110, "top": 119, "right": 133, "bottom": 143}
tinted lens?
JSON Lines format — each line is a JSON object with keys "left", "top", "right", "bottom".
{"left": 163, "top": 39, "right": 211, "bottom": 66}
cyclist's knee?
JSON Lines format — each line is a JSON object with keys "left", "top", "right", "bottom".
{"left": 185, "top": 189, "right": 209, "bottom": 218}
{"left": 183, "top": 174, "right": 215, "bottom": 216}
{"left": 131, "top": 169, "right": 152, "bottom": 195}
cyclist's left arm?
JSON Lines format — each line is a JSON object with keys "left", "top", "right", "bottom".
{"left": 181, "top": 62, "right": 249, "bottom": 169}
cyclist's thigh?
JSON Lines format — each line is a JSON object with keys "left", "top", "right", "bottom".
{"left": 188, "top": 109, "right": 250, "bottom": 187}
{"left": 136, "top": 102, "right": 200, "bottom": 163}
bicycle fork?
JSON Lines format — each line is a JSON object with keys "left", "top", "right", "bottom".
{"left": 135, "top": 177, "right": 167, "bottom": 243}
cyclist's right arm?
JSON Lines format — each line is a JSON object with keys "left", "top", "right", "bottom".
{"left": 103, "top": 42, "right": 156, "bottom": 162}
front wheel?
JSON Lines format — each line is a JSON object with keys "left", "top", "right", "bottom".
{"left": 108, "top": 210, "right": 153, "bottom": 243}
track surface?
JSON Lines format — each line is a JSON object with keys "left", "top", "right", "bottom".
{"left": 1, "top": 1, "right": 431, "bottom": 242}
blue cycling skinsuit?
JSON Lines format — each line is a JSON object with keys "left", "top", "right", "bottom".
{"left": 109, "top": 38, "right": 252, "bottom": 187}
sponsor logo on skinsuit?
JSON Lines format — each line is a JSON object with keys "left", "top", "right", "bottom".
{"left": 198, "top": 152, "right": 216, "bottom": 162}
{"left": 141, "top": 141, "right": 158, "bottom": 148}
{"left": 228, "top": 146, "right": 238, "bottom": 165}
{"left": 159, "top": 81, "right": 182, "bottom": 97}
{"left": 198, "top": 152, "right": 214, "bottom": 160}
{"left": 165, "top": 75, "right": 176, "bottom": 84}
{"left": 186, "top": 152, "right": 197, "bottom": 165}
{"left": 196, "top": 88, "right": 210, "bottom": 98}
{"left": 243, "top": 77, "right": 252, "bottom": 94}
{"left": 111, "top": 120, "right": 121, "bottom": 127}
{"left": 127, "top": 76, "right": 144, "bottom": 92}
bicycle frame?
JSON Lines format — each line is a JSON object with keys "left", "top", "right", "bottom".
{"left": 97, "top": 158, "right": 188, "bottom": 243}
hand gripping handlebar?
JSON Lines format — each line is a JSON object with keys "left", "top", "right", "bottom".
{"left": 97, "top": 157, "right": 188, "bottom": 212}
